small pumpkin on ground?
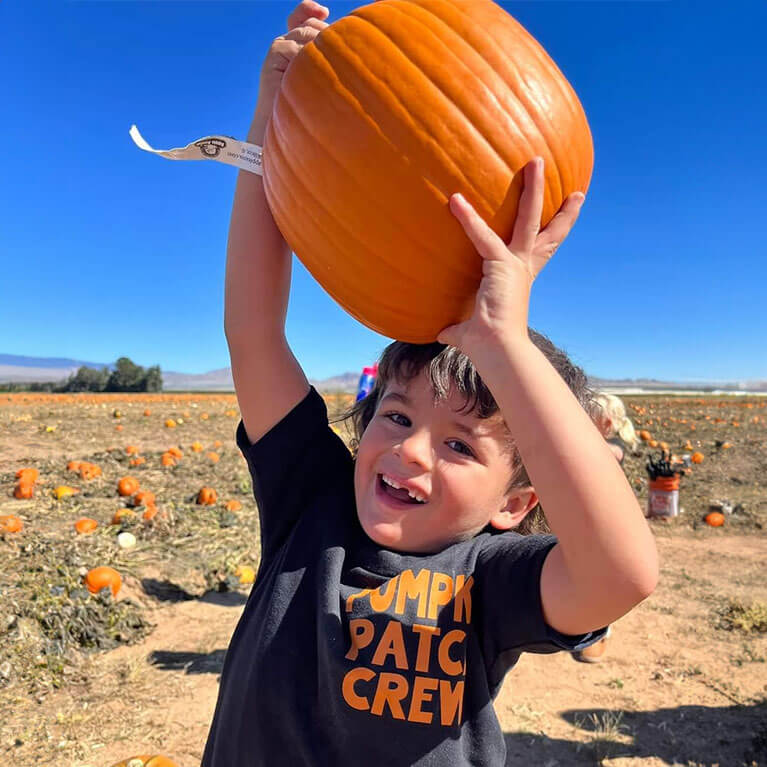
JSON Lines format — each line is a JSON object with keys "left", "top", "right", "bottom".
{"left": 14, "top": 482, "right": 34, "bottom": 499}
{"left": 132, "top": 490, "right": 156, "bottom": 508}
{"left": 161, "top": 452, "right": 177, "bottom": 467}
{"left": 691, "top": 452, "right": 705, "bottom": 464}
{"left": 167, "top": 446, "right": 183, "bottom": 459}
{"left": 16, "top": 467, "right": 39, "bottom": 484}
{"left": 225, "top": 499, "right": 242, "bottom": 512}
{"left": 112, "top": 508, "right": 136, "bottom": 525}
{"left": 705, "top": 512, "right": 725, "bottom": 527}
{"left": 84, "top": 565, "right": 122, "bottom": 597}
{"left": 54, "top": 485, "right": 79, "bottom": 500}
{"left": 117, "top": 476, "right": 140, "bottom": 496}
{"left": 0, "top": 515, "right": 24, "bottom": 534}
{"left": 197, "top": 487, "right": 217, "bottom": 505}
{"left": 74, "top": 517, "right": 98, "bottom": 535}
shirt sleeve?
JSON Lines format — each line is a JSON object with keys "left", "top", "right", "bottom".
{"left": 474, "top": 532, "right": 608, "bottom": 692}
{"left": 235, "top": 386, "right": 354, "bottom": 569}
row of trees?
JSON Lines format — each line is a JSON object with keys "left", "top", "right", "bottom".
{"left": 2, "top": 358, "right": 162, "bottom": 393}
{"left": 61, "top": 357, "right": 162, "bottom": 392}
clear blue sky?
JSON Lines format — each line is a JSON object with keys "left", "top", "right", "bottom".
{"left": 1, "top": 1, "right": 765, "bottom": 381}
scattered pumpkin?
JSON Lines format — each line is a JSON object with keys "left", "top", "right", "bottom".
{"left": 117, "top": 476, "right": 140, "bottom": 496}
{"left": 84, "top": 565, "right": 122, "bottom": 597}
{"left": 160, "top": 452, "right": 177, "bottom": 467}
{"left": 691, "top": 452, "right": 705, "bottom": 464}
{"left": 234, "top": 565, "right": 256, "bottom": 585}
{"left": 225, "top": 499, "right": 242, "bottom": 512}
{"left": 721, "top": 442, "right": 733, "bottom": 449}
{"left": 14, "top": 482, "right": 34, "bottom": 499}
{"left": 164, "top": 419, "right": 177, "bottom": 429}
{"left": 67, "top": 460, "right": 82, "bottom": 472}
{"left": 213, "top": 440, "right": 222, "bottom": 449}
{"left": 167, "top": 446, "right": 183, "bottom": 459}
{"left": 74, "top": 517, "right": 99, "bottom": 535}
{"left": 54, "top": 485, "right": 79, "bottom": 500}
{"left": 16, "top": 467, "right": 39, "bottom": 483}
{"left": 132, "top": 490, "right": 156, "bottom": 507}
{"left": 79, "top": 462, "right": 102, "bottom": 480}
{"left": 207, "top": 451, "right": 220, "bottom": 463}
{"left": 638, "top": 430, "right": 651, "bottom": 442}
{"left": 112, "top": 508, "right": 136, "bottom": 525}
{"left": 130, "top": 456, "right": 146, "bottom": 467}
{"left": 142, "top": 505, "right": 166, "bottom": 522}
{"left": 191, "top": 441, "right": 204, "bottom": 452}
{"left": 143, "top": 409, "right": 152, "bottom": 417}
{"left": 648, "top": 439, "right": 658, "bottom": 448}
{"left": 200, "top": 412, "right": 209, "bottom": 420}
{"left": 115, "top": 424, "right": 124, "bottom": 432}
{"left": 705, "top": 511, "right": 725, "bottom": 527}
{"left": 0, "top": 515, "right": 24, "bottom": 534}
{"left": 125, "top": 445, "right": 141, "bottom": 455}
{"left": 197, "top": 487, "right": 217, "bottom": 505}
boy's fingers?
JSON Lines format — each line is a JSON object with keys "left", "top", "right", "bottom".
{"left": 508, "top": 157, "right": 545, "bottom": 256}
{"left": 449, "top": 194, "right": 507, "bottom": 261}
{"left": 287, "top": 0, "right": 329, "bottom": 31}
{"left": 534, "top": 192, "right": 585, "bottom": 254}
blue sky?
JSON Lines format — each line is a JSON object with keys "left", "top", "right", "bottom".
{"left": 1, "top": 1, "right": 765, "bottom": 381}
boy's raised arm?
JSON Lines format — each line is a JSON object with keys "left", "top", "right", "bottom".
{"left": 224, "top": 1, "right": 329, "bottom": 445}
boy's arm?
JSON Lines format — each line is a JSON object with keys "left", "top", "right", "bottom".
{"left": 441, "top": 163, "right": 657, "bottom": 636}
{"left": 224, "top": 2, "right": 329, "bottom": 445}
{"left": 477, "top": 338, "right": 658, "bottom": 635}
{"left": 224, "top": 110, "right": 309, "bottom": 447}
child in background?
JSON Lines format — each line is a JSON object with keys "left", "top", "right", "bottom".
{"left": 591, "top": 392, "right": 640, "bottom": 466}
{"left": 204, "top": 2, "right": 658, "bottom": 764}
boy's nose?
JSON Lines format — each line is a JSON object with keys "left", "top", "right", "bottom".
{"left": 394, "top": 429, "right": 433, "bottom": 468}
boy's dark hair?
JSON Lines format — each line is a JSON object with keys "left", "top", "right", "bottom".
{"left": 337, "top": 329, "right": 594, "bottom": 535}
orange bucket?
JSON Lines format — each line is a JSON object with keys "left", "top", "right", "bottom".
{"left": 647, "top": 475, "right": 680, "bottom": 518}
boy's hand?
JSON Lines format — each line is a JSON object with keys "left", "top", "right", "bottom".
{"left": 437, "top": 158, "right": 585, "bottom": 355}
{"left": 250, "top": 0, "right": 330, "bottom": 143}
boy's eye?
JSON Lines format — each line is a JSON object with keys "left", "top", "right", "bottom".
{"left": 384, "top": 413, "right": 475, "bottom": 458}
{"left": 447, "top": 440, "right": 474, "bottom": 458}
{"left": 385, "top": 412, "right": 410, "bottom": 427}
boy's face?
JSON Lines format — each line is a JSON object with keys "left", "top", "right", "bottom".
{"left": 353, "top": 370, "right": 536, "bottom": 554}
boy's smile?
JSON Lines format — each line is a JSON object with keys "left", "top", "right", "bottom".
{"left": 353, "top": 370, "right": 534, "bottom": 554}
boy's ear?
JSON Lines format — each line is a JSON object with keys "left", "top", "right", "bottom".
{"left": 489, "top": 486, "right": 539, "bottom": 531}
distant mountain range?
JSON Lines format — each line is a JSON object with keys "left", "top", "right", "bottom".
{"left": 1, "top": 353, "right": 765, "bottom": 394}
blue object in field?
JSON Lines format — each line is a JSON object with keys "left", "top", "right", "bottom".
{"left": 356, "top": 364, "right": 378, "bottom": 401}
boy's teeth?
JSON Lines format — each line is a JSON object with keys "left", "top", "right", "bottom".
{"left": 381, "top": 474, "right": 426, "bottom": 503}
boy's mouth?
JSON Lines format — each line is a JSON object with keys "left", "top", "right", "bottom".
{"left": 377, "top": 473, "right": 427, "bottom": 505}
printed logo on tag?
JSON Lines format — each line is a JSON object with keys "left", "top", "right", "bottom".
{"left": 195, "top": 138, "right": 227, "bottom": 158}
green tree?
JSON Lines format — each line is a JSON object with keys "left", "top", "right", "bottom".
{"left": 106, "top": 357, "right": 146, "bottom": 392}
{"left": 62, "top": 366, "right": 110, "bottom": 392}
{"left": 143, "top": 365, "right": 163, "bottom": 392}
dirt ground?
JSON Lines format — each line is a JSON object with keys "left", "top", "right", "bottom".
{"left": 1, "top": 392, "right": 765, "bottom": 767}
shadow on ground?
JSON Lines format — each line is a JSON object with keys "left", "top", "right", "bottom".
{"left": 149, "top": 648, "right": 227, "bottom": 676}
{"left": 504, "top": 702, "right": 767, "bottom": 765}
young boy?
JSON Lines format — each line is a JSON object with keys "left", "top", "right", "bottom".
{"left": 202, "top": 2, "right": 658, "bottom": 764}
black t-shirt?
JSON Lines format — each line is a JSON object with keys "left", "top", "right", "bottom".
{"left": 201, "top": 387, "right": 605, "bottom": 767}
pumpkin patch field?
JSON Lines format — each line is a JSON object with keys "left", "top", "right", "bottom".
{"left": 1, "top": 392, "right": 766, "bottom": 766}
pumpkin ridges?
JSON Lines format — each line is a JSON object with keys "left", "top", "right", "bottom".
{"left": 275, "top": 46, "right": 481, "bottom": 286}
{"left": 433, "top": 0, "right": 592, "bottom": 195}
{"left": 353, "top": 1, "right": 546, "bottom": 210}
{"left": 266, "top": 109, "right": 476, "bottom": 336}
{"left": 267, "top": 91, "right": 481, "bottom": 339}
{"left": 321, "top": 15, "right": 501, "bottom": 211}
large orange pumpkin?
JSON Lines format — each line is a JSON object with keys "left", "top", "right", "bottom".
{"left": 264, "top": 0, "right": 593, "bottom": 341}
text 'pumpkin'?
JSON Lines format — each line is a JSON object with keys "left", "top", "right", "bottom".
{"left": 264, "top": 0, "right": 593, "bottom": 342}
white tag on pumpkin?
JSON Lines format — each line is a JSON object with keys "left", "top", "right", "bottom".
{"left": 129, "top": 125, "right": 263, "bottom": 176}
